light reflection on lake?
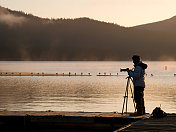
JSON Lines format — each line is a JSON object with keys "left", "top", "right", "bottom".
{"left": 0, "top": 61, "right": 176, "bottom": 113}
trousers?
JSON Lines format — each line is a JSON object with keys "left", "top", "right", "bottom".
{"left": 134, "top": 86, "right": 145, "bottom": 115}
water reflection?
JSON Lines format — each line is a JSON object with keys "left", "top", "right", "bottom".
{"left": 0, "top": 61, "right": 176, "bottom": 113}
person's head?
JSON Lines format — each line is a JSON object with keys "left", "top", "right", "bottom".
{"left": 132, "top": 55, "right": 140, "bottom": 64}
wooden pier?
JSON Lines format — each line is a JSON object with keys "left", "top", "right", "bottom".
{"left": 2, "top": 111, "right": 174, "bottom": 131}
{"left": 116, "top": 114, "right": 176, "bottom": 131}
{"left": 0, "top": 111, "right": 148, "bottom": 132}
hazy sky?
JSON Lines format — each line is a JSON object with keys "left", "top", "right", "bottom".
{"left": 1, "top": 0, "right": 176, "bottom": 27}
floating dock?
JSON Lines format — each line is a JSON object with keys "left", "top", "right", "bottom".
{"left": 0, "top": 72, "right": 122, "bottom": 77}
{"left": 0, "top": 72, "right": 92, "bottom": 76}
{"left": 0, "top": 111, "right": 148, "bottom": 132}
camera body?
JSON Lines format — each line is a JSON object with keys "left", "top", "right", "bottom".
{"left": 120, "top": 68, "right": 130, "bottom": 72}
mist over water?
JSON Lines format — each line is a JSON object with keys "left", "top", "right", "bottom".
{"left": 0, "top": 61, "right": 176, "bottom": 113}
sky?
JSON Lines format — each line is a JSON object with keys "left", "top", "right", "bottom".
{"left": 1, "top": 0, "right": 176, "bottom": 27}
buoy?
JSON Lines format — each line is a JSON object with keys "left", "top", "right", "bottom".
{"left": 165, "top": 66, "right": 167, "bottom": 70}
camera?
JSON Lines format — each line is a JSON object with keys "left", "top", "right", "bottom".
{"left": 120, "top": 68, "right": 129, "bottom": 72}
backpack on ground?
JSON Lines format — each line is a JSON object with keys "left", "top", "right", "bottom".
{"left": 151, "top": 107, "right": 167, "bottom": 118}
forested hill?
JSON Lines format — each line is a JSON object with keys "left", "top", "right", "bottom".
{"left": 1, "top": 6, "right": 176, "bottom": 61}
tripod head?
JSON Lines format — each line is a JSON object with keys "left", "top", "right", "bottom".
{"left": 126, "top": 76, "right": 132, "bottom": 80}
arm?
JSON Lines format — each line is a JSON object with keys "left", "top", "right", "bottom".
{"left": 128, "top": 66, "right": 141, "bottom": 78}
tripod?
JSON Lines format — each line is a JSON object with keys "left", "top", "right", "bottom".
{"left": 122, "top": 76, "right": 136, "bottom": 115}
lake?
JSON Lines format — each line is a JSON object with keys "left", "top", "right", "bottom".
{"left": 0, "top": 61, "right": 176, "bottom": 113}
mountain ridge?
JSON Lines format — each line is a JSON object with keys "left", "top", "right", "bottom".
{"left": 134, "top": 16, "right": 176, "bottom": 32}
{"left": 0, "top": 6, "right": 176, "bottom": 61}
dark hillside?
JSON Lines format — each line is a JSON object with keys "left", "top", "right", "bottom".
{"left": 134, "top": 16, "right": 176, "bottom": 33}
{"left": 0, "top": 6, "right": 176, "bottom": 61}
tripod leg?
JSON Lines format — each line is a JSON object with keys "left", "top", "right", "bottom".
{"left": 122, "top": 77, "right": 130, "bottom": 114}
{"left": 125, "top": 84, "right": 129, "bottom": 113}
{"left": 129, "top": 83, "right": 136, "bottom": 112}
{"left": 122, "top": 92, "right": 126, "bottom": 114}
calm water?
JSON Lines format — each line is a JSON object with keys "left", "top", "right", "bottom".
{"left": 0, "top": 61, "right": 176, "bottom": 113}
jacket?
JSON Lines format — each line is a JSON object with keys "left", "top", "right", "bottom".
{"left": 129, "top": 61, "right": 147, "bottom": 87}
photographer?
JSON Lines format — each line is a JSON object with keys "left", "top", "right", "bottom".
{"left": 127, "top": 55, "right": 147, "bottom": 115}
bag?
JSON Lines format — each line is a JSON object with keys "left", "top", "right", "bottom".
{"left": 152, "top": 107, "right": 167, "bottom": 118}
